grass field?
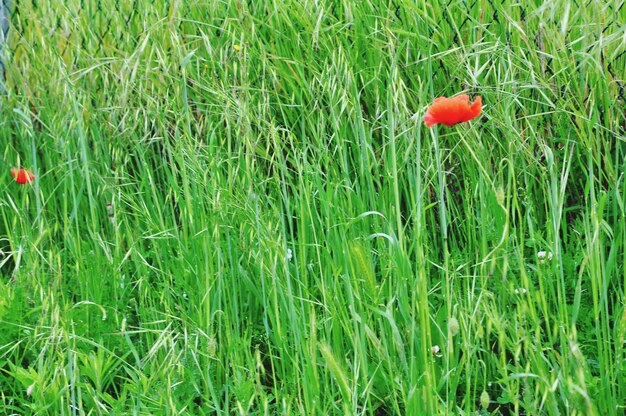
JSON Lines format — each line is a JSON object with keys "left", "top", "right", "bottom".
{"left": 1, "top": 0, "right": 625, "bottom": 414}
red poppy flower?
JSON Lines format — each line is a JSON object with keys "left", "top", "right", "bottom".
{"left": 10, "top": 168, "right": 36, "bottom": 184}
{"left": 424, "top": 95, "right": 482, "bottom": 128}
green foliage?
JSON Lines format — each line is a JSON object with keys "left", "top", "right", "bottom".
{"left": 0, "top": 0, "right": 625, "bottom": 414}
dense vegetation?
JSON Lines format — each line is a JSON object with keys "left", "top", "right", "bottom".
{"left": 1, "top": 0, "right": 625, "bottom": 414}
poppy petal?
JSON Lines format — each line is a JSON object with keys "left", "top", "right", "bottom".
{"left": 424, "top": 95, "right": 482, "bottom": 128}
{"left": 10, "top": 168, "right": 36, "bottom": 184}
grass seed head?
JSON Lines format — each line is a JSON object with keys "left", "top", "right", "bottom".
{"left": 448, "top": 317, "right": 460, "bottom": 337}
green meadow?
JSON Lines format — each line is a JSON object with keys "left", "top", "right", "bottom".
{"left": 1, "top": 0, "right": 625, "bottom": 414}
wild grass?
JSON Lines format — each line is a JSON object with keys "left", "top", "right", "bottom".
{"left": 0, "top": 0, "right": 625, "bottom": 414}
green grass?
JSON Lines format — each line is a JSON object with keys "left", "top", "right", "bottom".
{"left": 0, "top": 0, "right": 625, "bottom": 414}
